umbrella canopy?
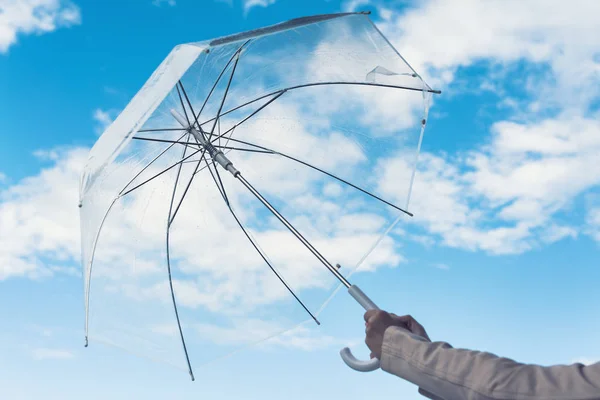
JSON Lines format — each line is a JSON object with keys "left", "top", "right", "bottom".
{"left": 79, "top": 11, "right": 440, "bottom": 379}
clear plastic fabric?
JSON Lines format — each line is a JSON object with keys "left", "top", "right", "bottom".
{"left": 80, "top": 12, "right": 434, "bottom": 376}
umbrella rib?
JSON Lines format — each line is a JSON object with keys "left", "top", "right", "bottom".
{"left": 119, "top": 132, "right": 189, "bottom": 195}
{"left": 176, "top": 83, "right": 191, "bottom": 125}
{"left": 165, "top": 133, "right": 195, "bottom": 381}
{"left": 186, "top": 129, "right": 228, "bottom": 204}
{"left": 226, "top": 202, "right": 321, "bottom": 326}
{"left": 83, "top": 197, "right": 118, "bottom": 348}
{"left": 199, "top": 81, "right": 441, "bottom": 129}
{"left": 200, "top": 151, "right": 321, "bottom": 326}
{"left": 204, "top": 154, "right": 228, "bottom": 204}
{"left": 178, "top": 81, "right": 210, "bottom": 145}
{"left": 137, "top": 128, "right": 187, "bottom": 133}
{"left": 212, "top": 145, "right": 272, "bottom": 154}
{"left": 132, "top": 136, "right": 201, "bottom": 149}
{"left": 213, "top": 138, "right": 413, "bottom": 217}
{"left": 120, "top": 148, "right": 202, "bottom": 198}
{"left": 235, "top": 173, "right": 351, "bottom": 288}
{"left": 212, "top": 159, "right": 229, "bottom": 205}
{"left": 207, "top": 51, "right": 241, "bottom": 142}
{"left": 168, "top": 149, "right": 208, "bottom": 227}
{"left": 209, "top": 90, "right": 286, "bottom": 142}
{"left": 192, "top": 39, "right": 252, "bottom": 128}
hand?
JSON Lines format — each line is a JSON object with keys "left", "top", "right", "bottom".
{"left": 364, "top": 311, "right": 430, "bottom": 360}
{"left": 388, "top": 313, "right": 431, "bottom": 342}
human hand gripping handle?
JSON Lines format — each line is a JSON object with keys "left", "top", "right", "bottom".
{"left": 340, "top": 285, "right": 381, "bottom": 372}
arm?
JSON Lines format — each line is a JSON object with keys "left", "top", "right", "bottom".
{"left": 381, "top": 326, "right": 600, "bottom": 400}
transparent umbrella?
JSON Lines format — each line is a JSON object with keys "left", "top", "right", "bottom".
{"left": 79, "top": 11, "right": 441, "bottom": 380}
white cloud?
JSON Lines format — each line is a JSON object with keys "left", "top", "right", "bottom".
{"left": 93, "top": 108, "right": 116, "bottom": 135}
{"left": 10, "top": 6, "right": 597, "bottom": 370}
{"left": 0, "top": 0, "right": 81, "bottom": 53}
{"left": 377, "top": 114, "right": 600, "bottom": 254}
{"left": 378, "top": 0, "right": 600, "bottom": 110}
{"left": 0, "top": 147, "right": 87, "bottom": 280}
{"left": 30, "top": 347, "right": 75, "bottom": 360}
{"left": 342, "top": 0, "right": 370, "bottom": 12}
{"left": 0, "top": 172, "right": 6, "bottom": 183}
{"left": 243, "top": 0, "right": 276, "bottom": 15}
{"left": 363, "top": 1, "right": 600, "bottom": 253}
{"left": 152, "top": 0, "right": 175, "bottom": 6}
{"left": 585, "top": 206, "right": 600, "bottom": 242}
{"left": 540, "top": 224, "right": 578, "bottom": 244}
{"left": 0, "top": 100, "right": 404, "bottom": 366}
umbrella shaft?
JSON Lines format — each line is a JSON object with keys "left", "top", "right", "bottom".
{"left": 236, "top": 173, "right": 352, "bottom": 289}
{"left": 170, "top": 108, "right": 351, "bottom": 288}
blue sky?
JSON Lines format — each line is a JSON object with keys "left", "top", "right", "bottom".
{"left": 1, "top": 0, "right": 600, "bottom": 399}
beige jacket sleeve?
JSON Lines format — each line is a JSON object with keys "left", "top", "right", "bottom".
{"left": 380, "top": 326, "right": 600, "bottom": 400}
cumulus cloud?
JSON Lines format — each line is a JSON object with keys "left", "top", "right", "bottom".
{"left": 243, "top": 0, "right": 276, "bottom": 16}
{"left": 377, "top": 114, "right": 600, "bottom": 254}
{"left": 0, "top": 0, "right": 81, "bottom": 53}
{"left": 93, "top": 108, "right": 117, "bottom": 135}
{"left": 342, "top": 0, "right": 370, "bottom": 12}
{"left": 585, "top": 206, "right": 600, "bottom": 242}
{"left": 378, "top": 0, "right": 600, "bottom": 110}
{"left": 357, "top": 0, "right": 600, "bottom": 253}
{"left": 0, "top": 147, "right": 87, "bottom": 280}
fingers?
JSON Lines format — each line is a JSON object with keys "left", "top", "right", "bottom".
{"left": 394, "top": 314, "right": 414, "bottom": 324}
{"left": 364, "top": 309, "right": 378, "bottom": 322}
{"left": 394, "top": 314, "right": 430, "bottom": 340}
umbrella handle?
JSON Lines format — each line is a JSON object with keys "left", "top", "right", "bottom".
{"left": 339, "top": 285, "right": 381, "bottom": 372}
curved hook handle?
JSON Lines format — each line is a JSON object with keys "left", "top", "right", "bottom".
{"left": 340, "top": 285, "right": 381, "bottom": 373}
{"left": 340, "top": 346, "right": 381, "bottom": 372}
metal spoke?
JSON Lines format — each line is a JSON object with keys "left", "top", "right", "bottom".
{"left": 207, "top": 51, "right": 241, "bottom": 141}
{"left": 214, "top": 138, "right": 412, "bottom": 216}
{"left": 168, "top": 149, "right": 208, "bottom": 226}
{"left": 178, "top": 81, "right": 205, "bottom": 138}
{"left": 226, "top": 202, "right": 320, "bottom": 326}
{"left": 119, "top": 132, "right": 189, "bottom": 196}
{"left": 133, "top": 136, "right": 202, "bottom": 149}
{"left": 208, "top": 90, "right": 285, "bottom": 143}
{"left": 165, "top": 133, "right": 194, "bottom": 381}
{"left": 236, "top": 173, "right": 351, "bottom": 288}
{"left": 137, "top": 128, "right": 187, "bottom": 133}
{"left": 198, "top": 148, "right": 321, "bottom": 326}
{"left": 213, "top": 145, "right": 273, "bottom": 154}
{"left": 176, "top": 82, "right": 191, "bottom": 125}
{"left": 204, "top": 155, "right": 228, "bottom": 204}
{"left": 198, "top": 81, "right": 441, "bottom": 129}
{"left": 212, "top": 159, "right": 229, "bottom": 205}
{"left": 120, "top": 148, "right": 202, "bottom": 197}
{"left": 191, "top": 39, "right": 251, "bottom": 129}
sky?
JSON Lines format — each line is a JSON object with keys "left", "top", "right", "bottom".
{"left": 1, "top": 0, "right": 600, "bottom": 399}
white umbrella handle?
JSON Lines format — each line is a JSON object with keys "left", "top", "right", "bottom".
{"left": 340, "top": 285, "right": 381, "bottom": 372}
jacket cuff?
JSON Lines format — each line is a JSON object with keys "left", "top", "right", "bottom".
{"left": 380, "top": 326, "right": 428, "bottom": 372}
